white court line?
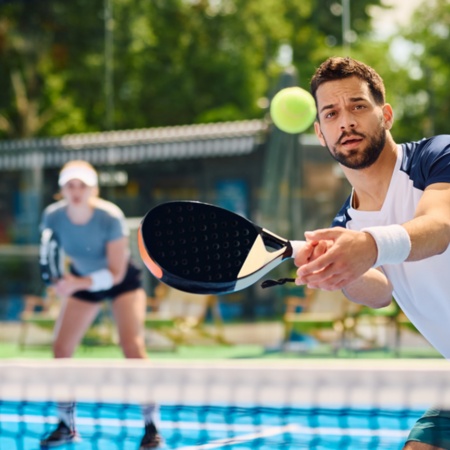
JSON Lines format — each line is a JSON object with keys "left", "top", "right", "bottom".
{"left": 175, "top": 424, "right": 409, "bottom": 450}
{"left": 175, "top": 425, "right": 296, "bottom": 450}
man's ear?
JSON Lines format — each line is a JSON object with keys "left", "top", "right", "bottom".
{"left": 382, "top": 103, "right": 394, "bottom": 130}
{"left": 314, "top": 121, "right": 326, "bottom": 147}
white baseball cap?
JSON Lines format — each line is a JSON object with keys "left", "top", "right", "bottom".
{"left": 58, "top": 165, "right": 98, "bottom": 187}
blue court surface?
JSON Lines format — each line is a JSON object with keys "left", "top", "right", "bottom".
{"left": 0, "top": 401, "right": 420, "bottom": 449}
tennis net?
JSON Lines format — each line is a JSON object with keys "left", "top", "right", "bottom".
{"left": 0, "top": 359, "right": 449, "bottom": 449}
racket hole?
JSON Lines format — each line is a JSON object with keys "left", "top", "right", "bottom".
{"left": 181, "top": 259, "right": 188, "bottom": 265}
{"left": 167, "top": 240, "right": 175, "bottom": 246}
{"left": 154, "top": 231, "right": 162, "bottom": 237}
{"left": 176, "top": 217, "right": 184, "bottom": 223}
{"left": 193, "top": 267, "right": 201, "bottom": 274}
{"left": 214, "top": 274, "right": 222, "bottom": 280}
{"left": 232, "top": 240, "right": 241, "bottom": 248}
{"left": 233, "top": 250, "right": 241, "bottom": 257}
{"left": 190, "top": 237, "right": 198, "bottom": 243}
{"left": 212, "top": 243, "right": 220, "bottom": 250}
{"left": 213, "top": 254, "right": 221, "bottom": 261}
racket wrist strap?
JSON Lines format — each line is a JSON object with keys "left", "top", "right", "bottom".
{"left": 88, "top": 269, "right": 114, "bottom": 292}
{"left": 361, "top": 225, "right": 411, "bottom": 267}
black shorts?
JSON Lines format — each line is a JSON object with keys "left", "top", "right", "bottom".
{"left": 71, "top": 261, "right": 143, "bottom": 303}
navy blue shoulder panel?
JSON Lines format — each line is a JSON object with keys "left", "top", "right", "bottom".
{"left": 401, "top": 135, "right": 450, "bottom": 190}
{"left": 331, "top": 196, "right": 352, "bottom": 228}
{"left": 330, "top": 135, "right": 450, "bottom": 228}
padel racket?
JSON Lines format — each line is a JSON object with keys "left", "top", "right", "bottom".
{"left": 39, "top": 228, "right": 64, "bottom": 285}
{"left": 138, "top": 201, "right": 305, "bottom": 294}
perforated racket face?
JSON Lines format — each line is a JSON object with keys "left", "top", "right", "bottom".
{"left": 139, "top": 201, "right": 260, "bottom": 293}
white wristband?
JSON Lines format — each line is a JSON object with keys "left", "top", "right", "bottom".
{"left": 361, "top": 225, "right": 411, "bottom": 267}
{"left": 88, "top": 269, "right": 114, "bottom": 292}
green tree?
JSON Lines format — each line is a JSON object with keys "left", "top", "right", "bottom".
{"left": 390, "top": 0, "right": 450, "bottom": 140}
{"left": 0, "top": 0, "right": 386, "bottom": 138}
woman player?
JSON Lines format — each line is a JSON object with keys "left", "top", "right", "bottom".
{"left": 39, "top": 160, "right": 161, "bottom": 449}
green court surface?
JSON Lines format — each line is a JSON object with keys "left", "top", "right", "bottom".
{"left": 0, "top": 342, "right": 442, "bottom": 360}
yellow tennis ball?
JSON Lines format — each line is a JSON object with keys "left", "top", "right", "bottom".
{"left": 270, "top": 86, "right": 317, "bottom": 134}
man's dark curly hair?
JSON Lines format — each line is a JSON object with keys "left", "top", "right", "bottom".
{"left": 310, "top": 57, "right": 386, "bottom": 106}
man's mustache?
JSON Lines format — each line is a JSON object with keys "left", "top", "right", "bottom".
{"left": 337, "top": 131, "right": 365, "bottom": 145}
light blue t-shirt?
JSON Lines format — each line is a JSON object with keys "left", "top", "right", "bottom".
{"left": 41, "top": 198, "right": 129, "bottom": 275}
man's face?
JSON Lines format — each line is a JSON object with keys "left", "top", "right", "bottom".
{"left": 314, "top": 76, "right": 389, "bottom": 170}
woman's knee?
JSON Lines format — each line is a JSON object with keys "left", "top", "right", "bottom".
{"left": 52, "top": 339, "right": 76, "bottom": 358}
{"left": 120, "top": 337, "right": 147, "bottom": 359}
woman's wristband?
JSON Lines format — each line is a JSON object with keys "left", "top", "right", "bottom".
{"left": 361, "top": 224, "right": 411, "bottom": 267}
{"left": 88, "top": 269, "right": 114, "bottom": 292}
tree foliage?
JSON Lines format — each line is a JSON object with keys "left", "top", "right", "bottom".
{"left": 389, "top": 0, "right": 450, "bottom": 141}
{"left": 0, "top": 0, "right": 394, "bottom": 138}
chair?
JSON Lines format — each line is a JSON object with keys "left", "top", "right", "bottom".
{"left": 19, "top": 287, "right": 116, "bottom": 349}
{"left": 19, "top": 288, "right": 60, "bottom": 349}
{"left": 145, "top": 284, "right": 228, "bottom": 349}
{"left": 283, "top": 288, "right": 364, "bottom": 352}
{"left": 356, "top": 300, "right": 420, "bottom": 356}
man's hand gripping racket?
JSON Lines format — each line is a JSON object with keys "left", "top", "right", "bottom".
{"left": 138, "top": 201, "right": 306, "bottom": 295}
{"left": 39, "top": 228, "right": 64, "bottom": 285}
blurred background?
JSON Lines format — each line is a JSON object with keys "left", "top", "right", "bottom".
{"left": 0, "top": 0, "right": 448, "bottom": 357}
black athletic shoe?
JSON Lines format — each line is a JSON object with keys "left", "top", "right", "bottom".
{"left": 40, "top": 420, "right": 81, "bottom": 448}
{"left": 139, "top": 422, "right": 162, "bottom": 449}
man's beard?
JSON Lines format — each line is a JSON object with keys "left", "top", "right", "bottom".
{"left": 326, "top": 124, "right": 387, "bottom": 170}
